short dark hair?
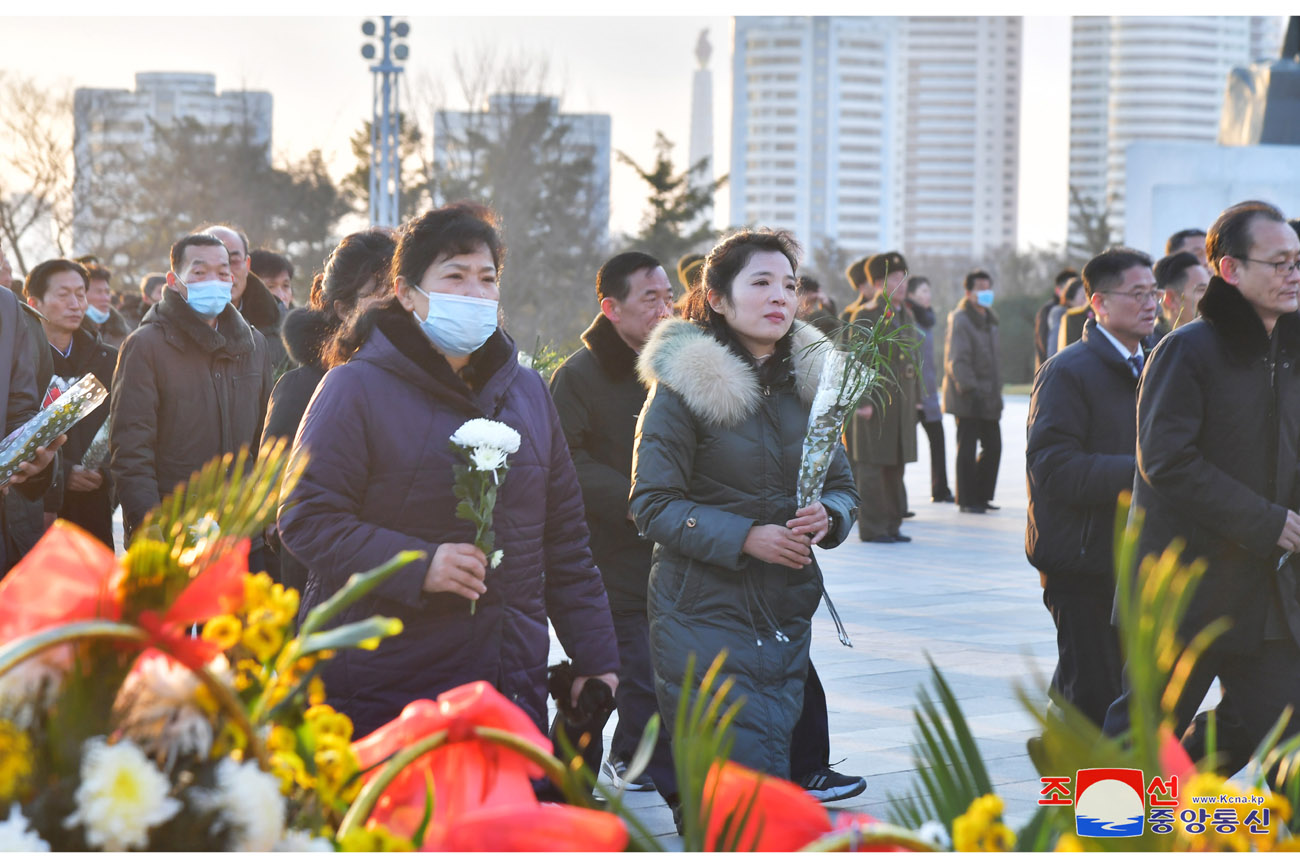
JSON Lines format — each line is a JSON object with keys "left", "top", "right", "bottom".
{"left": 84, "top": 264, "right": 111, "bottom": 284}
{"left": 1165, "top": 228, "right": 1206, "bottom": 256}
{"left": 1154, "top": 251, "right": 1200, "bottom": 292}
{"left": 796, "top": 275, "right": 821, "bottom": 296}
{"left": 140, "top": 273, "right": 166, "bottom": 302}
{"left": 681, "top": 229, "right": 800, "bottom": 328}
{"left": 963, "top": 269, "right": 992, "bottom": 293}
{"left": 845, "top": 256, "right": 868, "bottom": 291}
{"left": 249, "top": 249, "right": 293, "bottom": 281}
{"left": 170, "top": 233, "right": 229, "bottom": 273}
{"left": 1062, "top": 277, "right": 1086, "bottom": 306}
{"left": 866, "top": 252, "right": 908, "bottom": 286}
{"left": 1081, "top": 247, "right": 1153, "bottom": 297}
{"left": 25, "top": 258, "right": 88, "bottom": 301}
{"left": 905, "top": 275, "right": 930, "bottom": 296}
{"left": 73, "top": 254, "right": 100, "bottom": 268}
{"left": 1054, "top": 268, "right": 1079, "bottom": 288}
{"left": 394, "top": 202, "right": 503, "bottom": 290}
{"left": 597, "top": 251, "right": 662, "bottom": 303}
{"left": 1206, "top": 201, "right": 1287, "bottom": 276}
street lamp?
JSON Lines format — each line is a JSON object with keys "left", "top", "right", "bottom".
{"left": 360, "top": 17, "right": 410, "bottom": 227}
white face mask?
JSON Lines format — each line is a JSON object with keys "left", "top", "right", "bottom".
{"left": 181, "top": 279, "right": 233, "bottom": 317}
{"left": 84, "top": 304, "right": 111, "bottom": 325}
{"left": 411, "top": 288, "right": 499, "bottom": 357}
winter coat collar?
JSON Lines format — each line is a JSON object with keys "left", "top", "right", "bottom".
{"left": 957, "top": 295, "right": 999, "bottom": 327}
{"left": 68, "top": 325, "right": 112, "bottom": 368}
{"left": 581, "top": 313, "right": 639, "bottom": 380}
{"left": 281, "top": 307, "right": 332, "bottom": 371}
{"left": 237, "top": 273, "right": 283, "bottom": 332}
{"left": 907, "top": 300, "right": 936, "bottom": 330}
{"left": 1080, "top": 319, "right": 1138, "bottom": 375}
{"left": 145, "top": 288, "right": 256, "bottom": 357}
{"left": 364, "top": 304, "right": 520, "bottom": 417}
{"left": 637, "top": 317, "right": 829, "bottom": 428}
{"left": 1198, "top": 275, "right": 1300, "bottom": 364}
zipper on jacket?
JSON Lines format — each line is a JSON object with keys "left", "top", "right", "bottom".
{"left": 1079, "top": 512, "right": 1093, "bottom": 557}
{"left": 1267, "top": 354, "right": 1279, "bottom": 502}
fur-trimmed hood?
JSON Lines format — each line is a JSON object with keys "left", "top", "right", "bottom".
{"left": 1199, "top": 275, "right": 1300, "bottom": 365}
{"left": 637, "top": 318, "right": 830, "bottom": 427}
{"left": 281, "top": 306, "right": 333, "bottom": 370}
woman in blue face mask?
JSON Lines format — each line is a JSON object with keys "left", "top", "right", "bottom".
{"left": 278, "top": 202, "right": 620, "bottom": 741}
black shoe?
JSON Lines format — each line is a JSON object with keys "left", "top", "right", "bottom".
{"left": 864, "top": 534, "right": 897, "bottom": 543}
{"left": 932, "top": 492, "right": 955, "bottom": 503}
{"left": 959, "top": 505, "right": 987, "bottom": 514}
{"left": 983, "top": 502, "right": 1001, "bottom": 511}
{"left": 892, "top": 532, "right": 912, "bottom": 542}
{"left": 798, "top": 767, "right": 868, "bottom": 803}
{"left": 602, "top": 756, "right": 655, "bottom": 792}
{"left": 903, "top": 510, "right": 916, "bottom": 518}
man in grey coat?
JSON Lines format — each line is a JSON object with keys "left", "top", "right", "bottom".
{"left": 942, "top": 269, "right": 1003, "bottom": 514}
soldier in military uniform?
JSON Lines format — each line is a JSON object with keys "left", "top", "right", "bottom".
{"left": 841, "top": 251, "right": 921, "bottom": 543}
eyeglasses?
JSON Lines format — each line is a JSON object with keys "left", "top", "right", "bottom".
{"left": 1101, "top": 289, "right": 1161, "bottom": 305}
{"left": 1238, "top": 256, "right": 1300, "bottom": 276}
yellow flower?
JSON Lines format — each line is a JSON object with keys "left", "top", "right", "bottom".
{"left": 269, "top": 750, "right": 312, "bottom": 795}
{"left": 305, "top": 705, "right": 353, "bottom": 742}
{"left": 268, "top": 584, "right": 299, "bottom": 624}
{"left": 234, "top": 658, "right": 264, "bottom": 692}
{"left": 337, "top": 826, "right": 414, "bottom": 852}
{"left": 314, "top": 735, "right": 359, "bottom": 795}
{"left": 201, "top": 614, "right": 242, "bottom": 651}
{"left": 266, "top": 725, "right": 297, "bottom": 754}
{"left": 307, "top": 677, "right": 326, "bottom": 706}
{"left": 241, "top": 620, "right": 284, "bottom": 663}
{"left": 1054, "top": 833, "right": 1085, "bottom": 852}
{"left": 0, "top": 720, "right": 33, "bottom": 800}
{"left": 243, "top": 572, "right": 273, "bottom": 612}
{"left": 953, "top": 794, "right": 1015, "bottom": 852}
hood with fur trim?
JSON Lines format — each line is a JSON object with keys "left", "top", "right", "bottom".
{"left": 637, "top": 318, "right": 830, "bottom": 428}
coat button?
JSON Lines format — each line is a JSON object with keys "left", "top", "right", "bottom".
{"left": 686, "top": 517, "right": 697, "bottom": 528}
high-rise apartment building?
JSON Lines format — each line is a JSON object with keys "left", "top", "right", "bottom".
{"left": 729, "top": 16, "right": 1021, "bottom": 261}
{"left": 73, "top": 72, "right": 272, "bottom": 253}
{"left": 1067, "top": 16, "right": 1283, "bottom": 251}
{"left": 433, "top": 93, "right": 611, "bottom": 239}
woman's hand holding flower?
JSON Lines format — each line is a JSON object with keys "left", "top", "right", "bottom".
{"left": 786, "top": 501, "right": 830, "bottom": 545}
{"left": 742, "top": 525, "right": 812, "bottom": 569}
{"left": 423, "top": 543, "right": 488, "bottom": 601}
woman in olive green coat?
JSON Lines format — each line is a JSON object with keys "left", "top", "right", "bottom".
{"left": 630, "top": 230, "right": 859, "bottom": 780}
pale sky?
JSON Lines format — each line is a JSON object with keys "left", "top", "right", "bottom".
{"left": 0, "top": 13, "right": 1077, "bottom": 253}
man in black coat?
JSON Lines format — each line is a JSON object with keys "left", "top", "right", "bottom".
{"left": 1102, "top": 201, "right": 1300, "bottom": 773}
{"left": 203, "top": 225, "right": 288, "bottom": 376}
{"left": 24, "top": 259, "right": 118, "bottom": 548}
{"left": 550, "top": 251, "right": 675, "bottom": 798}
{"left": 1034, "top": 268, "right": 1080, "bottom": 373}
{"left": 1027, "top": 248, "right": 1157, "bottom": 725}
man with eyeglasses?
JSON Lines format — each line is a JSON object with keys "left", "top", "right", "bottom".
{"left": 1102, "top": 201, "right": 1300, "bottom": 779}
{"left": 1026, "top": 247, "right": 1156, "bottom": 727}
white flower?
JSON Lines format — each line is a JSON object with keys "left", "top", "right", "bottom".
{"left": 0, "top": 647, "right": 69, "bottom": 728}
{"left": 0, "top": 804, "right": 50, "bottom": 852}
{"left": 273, "top": 829, "right": 335, "bottom": 852}
{"left": 490, "top": 549, "right": 504, "bottom": 568}
{"left": 64, "top": 737, "right": 181, "bottom": 851}
{"left": 192, "top": 758, "right": 285, "bottom": 851}
{"left": 917, "top": 819, "right": 951, "bottom": 850}
{"left": 471, "top": 446, "right": 507, "bottom": 472}
{"left": 113, "top": 653, "right": 228, "bottom": 772}
{"left": 450, "top": 418, "right": 521, "bottom": 455}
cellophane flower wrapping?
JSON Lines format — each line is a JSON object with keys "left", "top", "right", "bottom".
{"left": 796, "top": 350, "right": 875, "bottom": 509}
{"left": 79, "top": 419, "right": 111, "bottom": 472}
{"left": 0, "top": 374, "right": 107, "bottom": 484}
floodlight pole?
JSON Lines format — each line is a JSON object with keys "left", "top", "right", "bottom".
{"left": 366, "top": 16, "right": 406, "bottom": 227}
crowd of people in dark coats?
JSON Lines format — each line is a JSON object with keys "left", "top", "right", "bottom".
{"left": 5, "top": 193, "right": 1300, "bottom": 822}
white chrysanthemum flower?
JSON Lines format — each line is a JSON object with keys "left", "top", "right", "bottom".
{"left": 64, "top": 737, "right": 181, "bottom": 851}
{"left": 114, "top": 654, "right": 229, "bottom": 772}
{"left": 490, "top": 549, "right": 504, "bottom": 568}
{"left": 450, "top": 418, "right": 521, "bottom": 455}
{"left": 0, "top": 804, "right": 50, "bottom": 852}
{"left": 0, "top": 647, "right": 69, "bottom": 728}
{"left": 471, "top": 446, "right": 507, "bottom": 472}
{"left": 192, "top": 758, "right": 285, "bottom": 851}
{"left": 917, "top": 819, "right": 951, "bottom": 850}
{"left": 273, "top": 829, "right": 335, "bottom": 852}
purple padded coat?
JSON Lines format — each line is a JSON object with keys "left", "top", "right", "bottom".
{"left": 279, "top": 313, "right": 619, "bottom": 736}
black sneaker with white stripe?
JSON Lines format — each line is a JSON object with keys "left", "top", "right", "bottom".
{"left": 602, "top": 755, "right": 655, "bottom": 792}
{"left": 798, "top": 767, "right": 867, "bottom": 803}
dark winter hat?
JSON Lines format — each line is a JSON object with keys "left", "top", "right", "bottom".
{"left": 677, "top": 253, "right": 705, "bottom": 290}
{"left": 865, "top": 251, "right": 908, "bottom": 286}
{"left": 845, "top": 256, "right": 869, "bottom": 291}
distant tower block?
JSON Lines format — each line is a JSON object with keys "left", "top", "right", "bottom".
{"left": 689, "top": 28, "right": 715, "bottom": 228}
